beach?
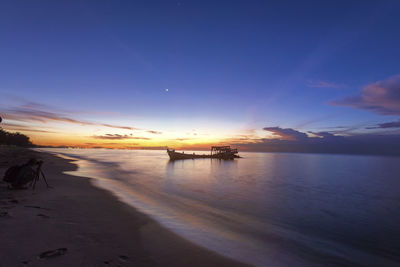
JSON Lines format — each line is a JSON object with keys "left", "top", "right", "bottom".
{"left": 0, "top": 147, "right": 247, "bottom": 267}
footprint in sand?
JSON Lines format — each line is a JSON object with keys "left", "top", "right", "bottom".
{"left": 38, "top": 248, "right": 68, "bottom": 259}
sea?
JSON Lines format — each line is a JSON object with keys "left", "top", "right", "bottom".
{"left": 38, "top": 148, "right": 400, "bottom": 266}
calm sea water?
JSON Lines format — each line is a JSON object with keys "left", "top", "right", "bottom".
{"left": 38, "top": 148, "right": 400, "bottom": 266}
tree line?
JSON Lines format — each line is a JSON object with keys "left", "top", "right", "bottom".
{"left": 0, "top": 128, "right": 33, "bottom": 147}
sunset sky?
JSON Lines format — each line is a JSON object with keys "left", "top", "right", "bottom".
{"left": 1, "top": 1, "right": 400, "bottom": 152}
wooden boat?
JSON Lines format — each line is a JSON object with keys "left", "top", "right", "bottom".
{"left": 167, "top": 146, "right": 240, "bottom": 160}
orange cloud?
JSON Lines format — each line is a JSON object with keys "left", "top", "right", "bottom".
{"left": 92, "top": 134, "right": 151, "bottom": 140}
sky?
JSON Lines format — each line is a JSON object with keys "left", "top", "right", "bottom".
{"left": 1, "top": 0, "right": 400, "bottom": 154}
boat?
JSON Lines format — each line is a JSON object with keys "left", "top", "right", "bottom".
{"left": 167, "top": 146, "right": 240, "bottom": 160}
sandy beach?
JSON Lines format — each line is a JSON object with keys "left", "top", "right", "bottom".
{"left": 0, "top": 147, "right": 247, "bottom": 267}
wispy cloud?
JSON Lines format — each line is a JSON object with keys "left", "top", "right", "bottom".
{"left": 147, "top": 130, "right": 162, "bottom": 134}
{"left": 1, "top": 122, "right": 57, "bottom": 133}
{"left": 92, "top": 134, "right": 151, "bottom": 140}
{"left": 307, "top": 80, "right": 339, "bottom": 88}
{"left": 366, "top": 119, "right": 400, "bottom": 129}
{"left": 3, "top": 107, "right": 138, "bottom": 130}
{"left": 174, "top": 138, "right": 193, "bottom": 141}
{"left": 0, "top": 99, "right": 161, "bottom": 134}
{"left": 294, "top": 114, "right": 339, "bottom": 129}
{"left": 92, "top": 134, "right": 133, "bottom": 140}
{"left": 331, "top": 74, "right": 400, "bottom": 115}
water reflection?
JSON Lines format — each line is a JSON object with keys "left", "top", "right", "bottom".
{"left": 39, "top": 148, "right": 400, "bottom": 266}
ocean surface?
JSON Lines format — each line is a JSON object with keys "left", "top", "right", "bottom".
{"left": 38, "top": 148, "right": 400, "bottom": 266}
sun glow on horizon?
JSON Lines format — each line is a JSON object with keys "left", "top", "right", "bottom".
{"left": 1, "top": 114, "right": 257, "bottom": 150}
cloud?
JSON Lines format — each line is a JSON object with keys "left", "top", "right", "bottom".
{"left": 263, "top": 127, "right": 308, "bottom": 141}
{"left": 85, "top": 142, "right": 139, "bottom": 147}
{"left": 366, "top": 119, "right": 400, "bottom": 129}
{"left": 147, "top": 130, "right": 162, "bottom": 134}
{"left": 233, "top": 126, "right": 400, "bottom": 156}
{"left": 92, "top": 134, "right": 133, "bottom": 140}
{"left": 130, "top": 136, "right": 151, "bottom": 140}
{"left": 2, "top": 127, "right": 55, "bottom": 134}
{"left": 1, "top": 122, "right": 56, "bottom": 133}
{"left": 331, "top": 75, "right": 400, "bottom": 115}
{"left": 308, "top": 131, "right": 345, "bottom": 141}
{"left": 92, "top": 134, "right": 151, "bottom": 140}
{"left": 307, "top": 80, "right": 339, "bottom": 88}
{"left": 175, "top": 138, "right": 192, "bottom": 141}
{"left": 1, "top": 99, "right": 164, "bottom": 135}
{"left": 9, "top": 128, "right": 55, "bottom": 133}
{"left": 133, "top": 146, "right": 168, "bottom": 150}
{"left": 100, "top": 124, "right": 136, "bottom": 130}
{"left": 2, "top": 107, "right": 138, "bottom": 130}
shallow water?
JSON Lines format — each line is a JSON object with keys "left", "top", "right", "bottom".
{"left": 38, "top": 148, "right": 400, "bottom": 266}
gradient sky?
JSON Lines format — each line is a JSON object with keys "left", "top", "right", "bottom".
{"left": 1, "top": 1, "right": 400, "bottom": 150}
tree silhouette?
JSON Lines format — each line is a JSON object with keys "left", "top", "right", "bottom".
{"left": 0, "top": 128, "right": 33, "bottom": 147}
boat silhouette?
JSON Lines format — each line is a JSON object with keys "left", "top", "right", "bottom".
{"left": 167, "top": 146, "right": 240, "bottom": 160}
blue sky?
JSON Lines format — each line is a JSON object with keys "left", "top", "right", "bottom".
{"left": 1, "top": 1, "right": 400, "bottom": 150}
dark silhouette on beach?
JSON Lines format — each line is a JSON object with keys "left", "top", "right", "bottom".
{"left": 0, "top": 129, "right": 33, "bottom": 147}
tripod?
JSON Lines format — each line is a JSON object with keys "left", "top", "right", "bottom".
{"left": 31, "top": 161, "right": 51, "bottom": 190}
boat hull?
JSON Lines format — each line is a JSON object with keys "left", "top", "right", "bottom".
{"left": 167, "top": 150, "right": 239, "bottom": 160}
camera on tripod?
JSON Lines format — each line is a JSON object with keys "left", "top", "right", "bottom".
{"left": 31, "top": 159, "right": 51, "bottom": 190}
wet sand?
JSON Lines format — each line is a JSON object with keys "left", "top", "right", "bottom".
{"left": 0, "top": 147, "right": 247, "bottom": 267}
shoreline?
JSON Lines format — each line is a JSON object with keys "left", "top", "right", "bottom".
{"left": 0, "top": 147, "right": 247, "bottom": 266}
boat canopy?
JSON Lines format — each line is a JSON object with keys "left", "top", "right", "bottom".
{"left": 210, "top": 146, "right": 238, "bottom": 155}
